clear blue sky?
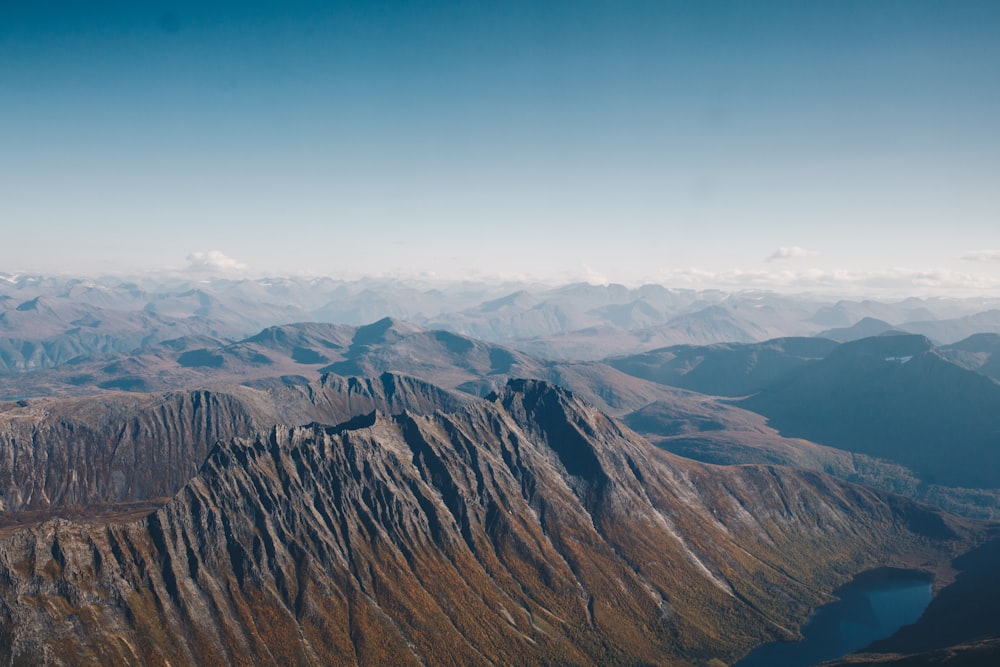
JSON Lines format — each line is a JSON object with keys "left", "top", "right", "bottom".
{"left": 3, "top": 1, "right": 999, "bottom": 294}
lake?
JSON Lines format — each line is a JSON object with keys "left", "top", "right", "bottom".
{"left": 734, "top": 568, "right": 933, "bottom": 667}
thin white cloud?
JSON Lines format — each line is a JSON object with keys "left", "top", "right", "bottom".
{"left": 652, "top": 266, "right": 1000, "bottom": 297}
{"left": 582, "top": 265, "right": 610, "bottom": 286}
{"left": 961, "top": 250, "right": 1000, "bottom": 263}
{"left": 185, "top": 250, "right": 248, "bottom": 273}
{"left": 765, "top": 246, "right": 817, "bottom": 262}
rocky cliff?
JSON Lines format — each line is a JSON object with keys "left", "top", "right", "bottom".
{"left": 0, "top": 373, "right": 470, "bottom": 518}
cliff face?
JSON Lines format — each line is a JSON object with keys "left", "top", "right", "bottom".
{"left": 0, "top": 381, "right": 970, "bottom": 666}
{"left": 0, "top": 390, "right": 256, "bottom": 514}
{"left": 0, "top": 373, "right": 471, "bottom": 517}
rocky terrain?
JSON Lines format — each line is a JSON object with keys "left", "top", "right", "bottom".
{"left": 3, "top": 273, "right": 1000, "bottom": 665}
{"left": 0, "top": 380, "right": 977, "bottom": 666}
{"left": 8, "top": 317, "right": 1000, "bottom": 523}
{"left": 0, "top": 373, "right": 471, "bottom": 527}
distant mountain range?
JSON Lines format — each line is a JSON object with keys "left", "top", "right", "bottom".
{"left": 4, "top": 272, "right": 1000, "bottom": 664}
{"left": 5, "top": 273, "right": 1000, "bottom": 368}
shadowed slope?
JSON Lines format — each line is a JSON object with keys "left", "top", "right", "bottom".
{"left": 741, "top": 335, "right": 1000, "bottom": 488}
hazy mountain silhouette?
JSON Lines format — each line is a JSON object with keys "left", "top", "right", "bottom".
{"left": 818, "top": 317, "right": 899, "bottom": 341}
{"left": 6, "top": 273, "right": 1000, "bottom": 368}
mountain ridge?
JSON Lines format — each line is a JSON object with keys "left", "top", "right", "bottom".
{"left": 0, "top": 372, "right": 472, "bottom": 525}
{"left": 0, "top": 380, "right": 977, "bottom": 666}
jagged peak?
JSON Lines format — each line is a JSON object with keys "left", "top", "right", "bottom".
{"left": 488, "top": 378, "right": 615, "bottom": 489}
{"left": 490, "top": 377, "right": 578, "bottom": 402}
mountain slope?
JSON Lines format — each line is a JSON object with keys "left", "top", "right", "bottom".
{"left": 609, "top": 334, "right": 1000, "bottom": 501}
{"left": 0, "top": 381, "right": 975, "bottom": 666}
{"left": 741, "top": 335, "right": 1000, "bottom": 489}
{"left": 608, "top": 337, "right": 838, "bottom": 397}
{"left": 939, "top": 333, "right": 1000, "bottom": 382}
{"left": 0, "top": 372, "right": 471, "bottom": 524}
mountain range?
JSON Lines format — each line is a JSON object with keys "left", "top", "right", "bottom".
{"left": 4, "top": 273, "right": 1000, "bottom": 665}
{"left": 6, "top": 273, "right": 1000, "bottom": 369}
{"left": 608, "top": 333, "right": 1000, "bottom": 496}
{"left": 7, "top": 315, "right": 1000, "bottom": 522}
{"left": 0, "top": 380, "right": 977, "bottom": 666}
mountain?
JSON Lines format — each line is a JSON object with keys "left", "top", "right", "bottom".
{"left": 817, "top": 317, "right": 899, "bottom": 341}
{"left": 809, "top": 299, "right": 935, "bottom": 328}
{"left": 741, "top": 334, "right": 1000, "bottom": 489}
{"left": 511, "top": 296, "right": 826, "bottom": 360}
{"left": 608, "top": 334, "right": 1000, "bottom": 517}
{"left": 816, "top": 311, "right": 1000, "bottom": 347}
{"left": 902, "top": 309, "right": 1000, "bottom": 344}
{"left": 939, "top": 333, "right": 1000, "bottom": 383}
{"left": 0, "top": 296, "right": 231, "bottom": 374}
{"left": 427, "top": 282, "right": 725, "bottom": 339}
{"left": 0, "top": 380, "right": 975, "bottom": 666}
{"left": 608, "top": 337, "right": 838, "bottom": 397}
{"left": 0, "top": 372, "right": 471, "bottom": 529}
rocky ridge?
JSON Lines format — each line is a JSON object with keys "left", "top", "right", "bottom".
{"left": 0, "top": 381, "right": 975, "bottom": 666}
{"left": 0, "top": 372, "right": 471, "bottom": 522}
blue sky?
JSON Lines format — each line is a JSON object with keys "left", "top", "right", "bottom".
{"left": 2, "top": 1, "right": 999, "bottom": 294}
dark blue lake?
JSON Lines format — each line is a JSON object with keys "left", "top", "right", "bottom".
{"left": 734, "top": 569, "right": 932, "bottom": 667}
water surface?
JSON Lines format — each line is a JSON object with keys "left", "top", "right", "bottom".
{"left": 734, "top": 569, "right": 932, "bottom": 667}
